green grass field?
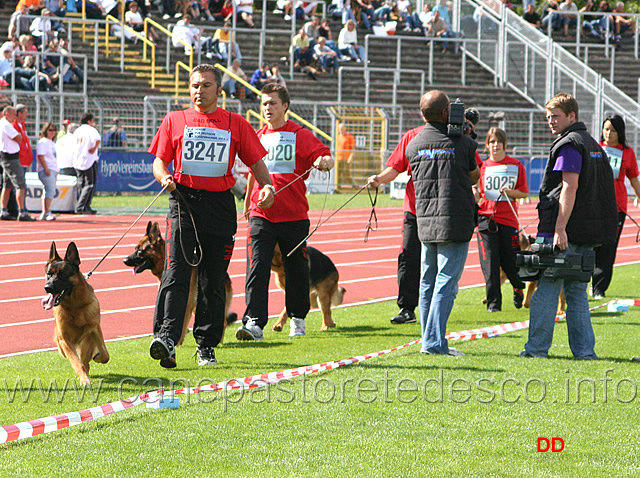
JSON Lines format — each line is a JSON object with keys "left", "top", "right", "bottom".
{"left": 1, "top": 261, "right": 639, "bottom": 476}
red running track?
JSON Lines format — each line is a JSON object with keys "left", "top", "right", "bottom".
{"left": 2, "top": 203, "right": 639, "bottom": 357}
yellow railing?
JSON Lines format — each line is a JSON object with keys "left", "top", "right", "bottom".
{"left": 145, "top": 17, "right": 194, "bottom": 72}
{"left": 175, "top": 61, "right": 191, "bottom": 97}
{"left": 104, "top": 14, "right": 156, "bottom": 87}
{"left": 213, "top": 64, "right": 331, "bottom": 141}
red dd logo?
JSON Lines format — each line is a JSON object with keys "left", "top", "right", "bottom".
{"left": 537, "top": 437, "right": 565, "bottom": 452}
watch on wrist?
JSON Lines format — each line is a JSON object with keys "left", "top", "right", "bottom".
{"left": 263, "top": 184, "right": 276, "bottom": 194}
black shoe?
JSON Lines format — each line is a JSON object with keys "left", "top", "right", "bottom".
{"left": 390, "top": 308, "right": 416, "bottom": 324}
{"left": 632, "top": 357, "right": 640, "bottom": 363}
{"left": 86, "top": 208, "right": 97, "bottom": 215}
{"left": 513, "top": 289, "right": 524, "bottom": 309}
{"left": 197, "top": 346, "right": 217, "bottom": 366}
{"left": 150, "top": 337, "right": 176, "bottom": 368}
{"left": 0, "top": 212, "right": 17, "bottom": 221}
{"left": 18, "top": 213, "right": 36, "bottom": 222}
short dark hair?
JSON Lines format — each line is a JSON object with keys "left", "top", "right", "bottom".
{"left": 190, "top": 63, "right": 222, "bottom": 87}
{"left": 261, "top": 83, "right": 290, "bottom": 108}
{"left": 80, "top": 112, "right": 93, "bottom": 124}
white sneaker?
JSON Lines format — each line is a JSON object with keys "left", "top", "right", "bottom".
{"left": 45, "top": 212, "right": 56, "bottom": 221}
{"left": 289, "top": 317, "right": 306, "bottom": 337}
{"left": 284, "top": 14, "right": 292, "bottom": 20}
{"left": 447, "top": 347, "right": 465, "bottom": 356}
{"left": 236, "top": 318, "right": 264, "bottom": 341}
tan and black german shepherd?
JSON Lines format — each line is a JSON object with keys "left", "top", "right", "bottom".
{"left": 124, "top": 221, "right": 236, "bottom": 345}
{"left": 42, "top": 242, "right": 109, "bottom": 385}
{"left": 271, "top": 243, "right": 346, "bottom": 332}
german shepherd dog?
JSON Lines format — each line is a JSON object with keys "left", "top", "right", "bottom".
{"left": 124, "top": 221, "right": 236, "bottom": 345}
{"left": 42, "top": 242, "right": 109, "bottom": 385}
{"left": 270, "top": 243, "right": 346, "bottom": 332}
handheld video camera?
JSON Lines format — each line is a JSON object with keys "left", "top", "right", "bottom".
{"left": 516, "top": 243, "right": 595, "bottom": 282}
{"left": 447, "top": 98, "right": 466, "bottom": 137}
{"left": 464, "top": 107, "right": 479, "bottom": 139}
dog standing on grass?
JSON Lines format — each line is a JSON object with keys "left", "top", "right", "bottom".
{"left": 270, "top": 243, "right": 346, "bottom": 332}
{"left": 124, "top": 221, "right": 236, "bottom": 345}
{"left": 42, "top": 242, "right": 109, "bottom": 385}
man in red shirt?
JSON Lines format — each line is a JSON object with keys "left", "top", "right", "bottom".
{"left": 12, "top": 104, "right": 32, "bottom": 171}
{"left": 237, "top": 83, "right": 334, "bottom": 340}
{"left": 148, "top": 64, "right": 275, "bottom": 368}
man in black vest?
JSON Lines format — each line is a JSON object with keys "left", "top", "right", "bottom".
{"left": 405, "top": 90, "right": 480, "bottom": 356}
{"left": 522, "top": 93, "right": 616, "bottom": 359}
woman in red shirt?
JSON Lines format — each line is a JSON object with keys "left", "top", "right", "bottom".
{"left": 476, "top": 127, "right": 529, "bottom": 312}
{"left": 592, "top": 114, "right": 640, "bottom": 299}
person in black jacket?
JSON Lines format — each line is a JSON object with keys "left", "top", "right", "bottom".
{"left": 521, "top": 93, "right": 617, "bottom": 359}
{"left": 405, "top": 90, "right": 480, "bottom": 356}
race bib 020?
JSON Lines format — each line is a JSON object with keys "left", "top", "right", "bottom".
{"left": 181, "top": 126, "right": 231, "bottom": 177}
{"left": 260, "top": 131, "right": 296, "bottom": 174}
{"left": 483, "top": 164, "right": 519, "bottom": 201}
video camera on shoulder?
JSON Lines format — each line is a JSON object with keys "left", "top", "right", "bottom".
{"left": 448, "top": 98, "right": 466, "bottom": 137}
{"left": 516, "top": 243, "right": 595, "bottom": 282}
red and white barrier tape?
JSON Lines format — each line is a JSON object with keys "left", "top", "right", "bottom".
{"left": 0, "top": 299, "right": 627, "bottom": 444}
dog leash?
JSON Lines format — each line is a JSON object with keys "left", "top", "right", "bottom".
{"left": 240, "top": 166, "right": 315, "bottom": 219}
{"left": 173, "top": 187, "right": 203, "bottom": 268}
{"left": 624, "top": 212, "right": 640, "bottom": 243}
{"left": 363, "top": 186, "right": 378, "bottom": 242}
{"left": 85, "top": 184, "right": 168, "bottom": 280}
{"left": 286, "top": 183, "right": 369, "bottom": 257}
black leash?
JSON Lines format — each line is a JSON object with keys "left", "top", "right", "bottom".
{"left": 286, "top": 183, "right": 369, "bottom": 257}
{"left": 625, "top": 212, "right": 640, "bottom": 243}
{"left": 173, "top": 187, "right": 203, "bottom": 267}
{"left": 363, "top": 186, "right": 378, "bottom": 242}
{"left": 85, "top": 184, "right": 168, "bottom": 280}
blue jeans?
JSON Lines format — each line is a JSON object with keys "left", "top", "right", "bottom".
{"left": 419, "top": 241, "right": 469, "bottom": 354}
{"left": 524, "top": 241, "right": 597, "bottom": 359}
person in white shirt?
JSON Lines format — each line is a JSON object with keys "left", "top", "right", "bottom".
{"left": 56, "top": 122, "right": 78, "bottom": 175}
{"left": 338, "top": 19, "right": 365, "bottom": 62}
{"left": 36, "top": 122, "right": 59, "bottom": 221}
{"left": 73, "top": 112, "right": 101, "bottom": 215}
{"left": 0, "top": 105, "right": 35, "bottom": 221}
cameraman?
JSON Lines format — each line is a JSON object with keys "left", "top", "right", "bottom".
{"left": 521, "top": 93, "right": 617, "bottom": 360}
{"left": 406, "top": 90, "right": 479, "bottom": 356}
{"left": 367, "top": 105, "right": 481, "bottom": 325}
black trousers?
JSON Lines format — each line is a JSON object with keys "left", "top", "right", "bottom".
{"left": 153, "top": 185, "right": 236, "bottom": 347}
{"left": 397, "top": 211, "right": 420, "bottom": 311}
{"left": 75, "top": 162, "right": 97, "bottom": 212}
{"left": 477, "top": 215, "right": 525, "bottom": 310}
{"left": 243, "top": 216, "right": 310, "bottom": 329}
{"left": 592, "top": 211, "right": 625, "bottom": 295}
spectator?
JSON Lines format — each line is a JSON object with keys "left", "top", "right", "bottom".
{"left": 295, "top": 0, "right": 318, "bottom": 20}
{"left": 0, "top": 80, "right": 9, "bottom": 111}
{"left": 0, "top": 106, "right": 35, "bottom": 221}
{"left": 612, "top": 1, "right": 632, "bottom": 35}
{"left": 216, "top": 0, "right": 234, "bottom": 21}
{"left": 374, "top": 0, "right": 394, "bottom": 23}
{"left": 186, "top": 0, "right": 215, "bottom": 21}
{"left": 236, "top": 0, "right": 255, "bottom": 27}
{"left": 318, "top": 17, "right": 343, "bottom": 59}
{"left": 541, "top": 0, "right": 561, "bottom": 31}
{"left": 356, "top": 0, "right": 376, "bottom": 30}
{"left": 521, "top": 93, "right": 616, "bottom": 360}
{"left": 102, "top": 117, "right": 128, "bottom": 148}
{"left": 55, "top": 122, "right": 77, "bottom": 175}
{"left": 592, "top": 114, "right": 640, "bottom": 299}
{"left": 522, "top": 3, "right": 541, "bottom": 29}
{"left": 314, "top": 36, "right": 339, "bottom": 73}
{"left": 275, "top": 0, "right": 294, "bottom": 21}
{"left": 222, "top": 59, "right": 249, "bottom": 98}
{"left": 418, "top": 3, "right": 433, "bottom": 33}
{"left": 36, "top": 122, "right": 59, "bottom": 221}
{"left": 58, "top": 36, "right": 89, "bottom": 85}
{"left": 303, "top": 15, "right": 321, "bottom": 42}
{"left": 172, "top": 15, "right": 212, "bottom": 56}
{"left": 209, "top": 0, "right": 225, "bottom": 18}
{"left": 73, "top": 112, "right": 101, "bottom": 215}
{"left": 56, "top": 118, "right": 70, "bottom": 139}
{"left": 212, "top": 21, "right": 242, "bottom": 62}
{"left": 426, "top": 9, "right": 453, "bottom": 53}
{"left": 330, "top": 0, "right": 356, "bottom": 25}
{"left": 18, "top": 34, "right": 38, "bottom": 54}
{"left": 159, "top": 0, "right": 180, "bottom": 19}
{"left": 558, "top": 0, "right": 579, "bottom": 36}
{"left": 12, "top": 104, "right": 33, "bottom": 172}
{"left": 267, "top": 63, "right": 287, "bottom": 87}
{"left": 581, "top": 1, "right": 612, "bottom": 39}
{"left": 250, "top": 63, "right": 273, "bottom": 90}
{"left": 476, "top": 127, "right": 528, "bottom": 312}
{"left": 9, "top": 5, "right": 31, "bottom": 39}
{"left": 398, "top": 1, "right": 423, "bottom": 32}
{"left": 338, "top": 19, "right": 366, "bottom": 62}
{"left": 291, "top": 28, "right": 314, "bottom": 67}
{"left": 125, "top": 2, "right": 161, "bottom": 42}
